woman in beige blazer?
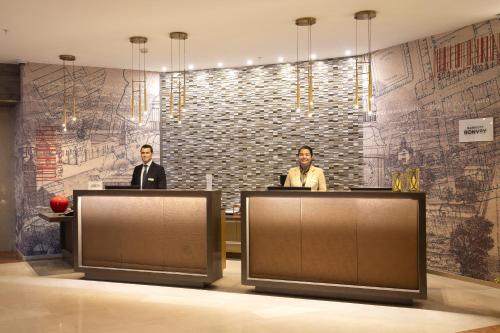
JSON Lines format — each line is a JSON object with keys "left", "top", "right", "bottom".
{"left": 284, "top": 145, "right": 327, "bottom": 191}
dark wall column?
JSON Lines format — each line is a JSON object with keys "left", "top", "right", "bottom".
{"left": 0, "top": 64, "right": 20, "bottom": 103}
{"left": 0, "top": 63, "right": 19, "bottom": 251}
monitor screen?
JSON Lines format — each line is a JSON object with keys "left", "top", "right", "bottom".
{"left": 104, "top": 185, "right": 140, "bottom": 190}
{"left": 350, "top": 187, "right": 392, "bottom": 191}
{"left": 267, "top": 186, "right": 311, "bottom": 191}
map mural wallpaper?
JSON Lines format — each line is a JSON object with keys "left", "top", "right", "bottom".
{"left": 365, "top": 17, "right": 500, "bottom": 280}
{"left": 15, "top": 63, "right": 160, "bottom": 256}
{"left": 12, "top": 16, "right": 499, "bottom": 282}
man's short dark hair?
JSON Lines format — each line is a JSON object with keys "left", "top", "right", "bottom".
{"left": 141, "top": 144, "right": 153, "bottom": 153}
{"left": 298, "top": 145, "right": 313, "bottom": 156}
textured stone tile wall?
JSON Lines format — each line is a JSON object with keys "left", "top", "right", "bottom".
{"left": 160, "top": 58, "right": 364, "bottom": 207}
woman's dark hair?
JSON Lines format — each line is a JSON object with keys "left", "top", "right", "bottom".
{"left": 141, "top": 144, "right": 153, "bottom": 153}
{"left": 297, "top": 145, "right": 313, "bottom": 156}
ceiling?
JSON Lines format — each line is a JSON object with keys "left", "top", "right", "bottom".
{"left": 0, "top": 0, "right": 499, "bottom": 72}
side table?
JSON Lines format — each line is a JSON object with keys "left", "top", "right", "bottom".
{"left": 38, "top": 212, "right": 74, "bottom": 265}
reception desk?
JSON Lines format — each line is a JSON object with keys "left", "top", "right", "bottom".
{"left": 241, "top": 191, "right": 426, "bottom": 303}
{"left": 73, "top": 190, "right": 222, "bottom": 287}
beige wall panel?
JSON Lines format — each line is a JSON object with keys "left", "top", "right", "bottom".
{"left": 357, "top": 198, "right": 419, "bottom": 289}
{"left": 301, "top": 197, "right": 358, "bottom": 284}
{"left": 249, "top": 197, "right": 301, "bottom": 280}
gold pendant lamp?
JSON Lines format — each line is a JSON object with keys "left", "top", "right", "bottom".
{"left": 59, "top": 54, "right": 77, "bottom": 132}
{"left": 354, "top": 10, "right": 376, "bottom": 114}
{"left": 129, "top": 36, "right": 148, "bottom": 126}
{"left": 295, "top": 17, "right": 316, "bottom": 117}
{"left": 169, "top": 32, "right": 188, "bottom": 124}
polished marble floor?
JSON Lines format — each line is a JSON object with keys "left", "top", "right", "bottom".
{"left": 0, "top": 259, "right": 498, "bottom": 333}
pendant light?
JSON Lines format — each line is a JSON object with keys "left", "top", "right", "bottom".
{"left": 59, "top": 54, "right": 76, "bottom": 132}
{"left": 169, "top": 32, "right": 188, "bottom": 124}
{"left": 129, "top": 36, "right": 148, "bottom": 126}
{"left": 354, "top": 10, "right": 376, "bottom": 114}
{"left": 295, "top": 17, "right": 316, "bottom": 117}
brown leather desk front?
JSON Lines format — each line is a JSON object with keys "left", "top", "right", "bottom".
{"left": 73, "top": 190, "right": 222, "bottom": 287}
{"left": 241, "top": 191, "right": 426, "bottom": 303}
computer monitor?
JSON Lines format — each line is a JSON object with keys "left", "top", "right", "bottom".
{"left": 350, "top": 187, "right": 392, "bottom": 191}
{"left": 267, "top": 186, "right": 311, "bottom": 191}
{"left": 104, "top": 185, "right": 140, "bottom": 190}
{"left": 279, "top": 175, "right": 287, "bottom": 186}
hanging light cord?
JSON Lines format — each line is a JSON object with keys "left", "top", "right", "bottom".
{"left": 170, "top": 37, "right": 174, "bottom": 117}
{"left": 138, "top": 41, "right": 142, "bottom": 125}
{"left": 368, "top": 17, "right": 372, "bottom": 61}
{"left": 368, "top": 16, "right": 373, "bottom": 113}
{"left": 178, "top": 38, "right": 182, "bottom": 123}
{"left": 307, "top": 24, "right": 312, "bottom": 62}
{"left": 355, "top": 19, "right": 358, "bottom": 57}
{"left": 296, "top": 25, "right": 300, "bottom": 112}
{"left": 72, "top": 61, "right": 76, "bottom": 122}
{"left": 131, "top": 41, "right": 135, "bottom": 120}
{"left": 355, "top": 19, "right": 359, "bottom": 108}
{"left": 307, "top": 20, "right": 313, "bottom": 114}
{"left": 183, "top": 37, "right": 186, "bottom": 111}
{"left": 143, "top": 40, "right": 148, "bottom": 116}
{"left": 63, "top": 59, "right": 67, "bottom": 130}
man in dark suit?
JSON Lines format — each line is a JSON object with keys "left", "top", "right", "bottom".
{"left": 131, "top": 144, "right": 167, "bottom": 189}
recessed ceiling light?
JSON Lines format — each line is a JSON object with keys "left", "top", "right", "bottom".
{"left": 188, "top": 64, "right": 194, "bottom": 70}
{"left": 246, "top": 59, "right": 253, "bottom": 65}
{"left": 217, "top": 62, "right": 223, "bottom": 68}
{"left": 161, "top": 66, "right": 167, "bottom": 72}
{"left": 310, "top": 54, "right": 317, "bottom": 60}
{"left": 345, "top": 50, "right": 351, "bottom": 56}
{"left": 278, "top": 56, "right": 284, "bottom": 63}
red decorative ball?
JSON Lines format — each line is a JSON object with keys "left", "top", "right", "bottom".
{"left": 50, "top": 195, "right": 69, "bottom": 213}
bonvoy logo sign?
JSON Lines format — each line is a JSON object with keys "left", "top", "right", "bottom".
{"left": 463, "top": 126, "right": 487, "bottom": 135}
{"left": 459, "top": 117, "right": 494, "bottom": 142}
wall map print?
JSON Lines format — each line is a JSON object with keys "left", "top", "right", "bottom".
{"left": 364, "top": 18, "right": 499, "bottom": 280}
{"left": 15, "top": 63, "right": 160, "bottom": 256}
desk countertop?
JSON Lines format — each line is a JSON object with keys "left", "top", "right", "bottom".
{"left": 38, "top": 212, "right": 74, "bottom": 223}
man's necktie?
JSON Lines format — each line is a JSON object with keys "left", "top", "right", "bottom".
{"left": 142, "top": 165, "right": 148, "bottom": 189}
